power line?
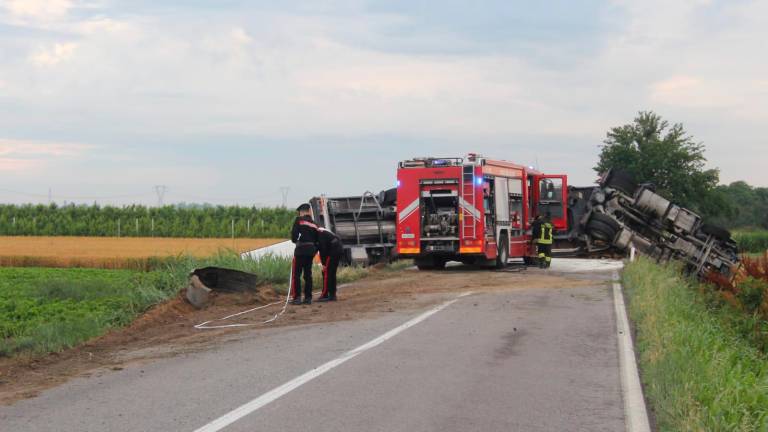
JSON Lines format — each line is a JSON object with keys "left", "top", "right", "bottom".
{"left": 280, "top": 186, "right": 290, "bottom": 208}
{"left": 154, "top": 185, "right": 167, "bottom": 206}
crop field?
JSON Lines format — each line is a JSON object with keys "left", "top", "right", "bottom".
{"left": 0, "top": 236, "right": 284, "bottom": 269}
{"left": 734, "top": 230, "right": 768, "bottom": 254}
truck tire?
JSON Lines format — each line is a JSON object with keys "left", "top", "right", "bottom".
{"left": 700, "top": 223, "right": 731, "bottom": 242}
{"left": 495, "top": 235, "right": 508, "bottom": 269}
{"left": 378, "top": 188, "right": 397, "bottom": 206}
{"left": 604, "top": 170, "right": 638, "bottom": 196}
{"left": 415, "top": 257, "right": 435, "bottom": 270}
{"left": 586, "top": 213, "right": 620, "bottom": 243}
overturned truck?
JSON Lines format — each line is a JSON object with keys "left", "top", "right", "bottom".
{"left": 568, "top": 169, "right": 740, "bottom": 278}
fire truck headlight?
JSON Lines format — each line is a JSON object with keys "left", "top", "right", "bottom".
{"left": 396, "top": 180, "right": 401, "bottom": 187}
{"left": 476, "top": 177, "right": 483, "bottom": 186}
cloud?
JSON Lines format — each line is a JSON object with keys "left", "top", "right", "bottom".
{"left": 29, "top": 42, "right": 77, "bottom": 66}
{"left": 4, "top": 0, "right": 73, "bottom": 21}
{"left": 0, "top": 138, "right": 92, "bottom": 155}
{"left": 0, "top": 138, "right": 93, "bottom": 172}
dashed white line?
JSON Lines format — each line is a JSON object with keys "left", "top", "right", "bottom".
{"left": 193, "top": 291, "right": 472, "bottom": 432}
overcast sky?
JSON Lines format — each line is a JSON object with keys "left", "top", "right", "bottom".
{"left": 0, "top": 0, "right": 766, "bottom": 207}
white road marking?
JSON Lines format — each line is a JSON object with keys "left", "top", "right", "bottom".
{"left": 193, "top": 292, "right": 473, "bottom": 432}
{"left": 612, "top": 271, "right": 651, "bottom": 432}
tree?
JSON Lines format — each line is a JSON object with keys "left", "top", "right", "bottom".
{"left": 595, "top": 111, "right": 720, "bottom": 211}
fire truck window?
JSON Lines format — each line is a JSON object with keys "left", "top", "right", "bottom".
{"left": 538, "top": 178, "right": 563, "bottom": 218}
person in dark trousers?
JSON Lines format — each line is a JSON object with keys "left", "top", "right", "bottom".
{"left": 317, "top": 227, "right": 344, "bottom": 302}
{"left": 531, "top": 212, "right": 554, "bottom": 268}
{"left": 290, "top": 203, "right": 319, "bottom": 305}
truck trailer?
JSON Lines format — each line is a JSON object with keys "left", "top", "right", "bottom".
{"left": 395, "top": 154, "right": 568, "bottom": 269}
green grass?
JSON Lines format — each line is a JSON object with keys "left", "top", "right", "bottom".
{"left": 734, "top": 230, "right": 768, "bottom": 254}
{"left": 623, "top": 258, "right": 768, "bottom": 431}
{"left": 0, "top": 251, "right": 389, "bottom": 357}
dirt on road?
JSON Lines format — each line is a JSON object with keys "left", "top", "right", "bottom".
{"left": 0, "top": 265, "right": 599, "bottom": 405}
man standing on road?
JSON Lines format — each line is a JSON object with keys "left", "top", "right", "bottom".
{"left": 532, "top": 212, "right": 554, "bottom": 269}
{"left": 290, "top": 204, "right": 319, "bottom": 305}
{"left": 317, "top": 227, "right": 343, "bottom": 302}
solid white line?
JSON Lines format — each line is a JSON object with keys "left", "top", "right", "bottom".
{"left": 612, "top": 271, "right": 651, "bottom": 432}
{"left": 192, "top": 292, "right": 472, "bottom": 432}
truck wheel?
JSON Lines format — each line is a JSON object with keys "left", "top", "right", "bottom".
{"left": 700, "top": 223, "right": 731, "bottom": 241}
{"left": 495, "top": 236, "right": 508, "bottom": 269}
{"left": 415, "top": 257, "right": 435, "bottom": 270}
{"left": 604, "top": 170, "right": 638, "bottom": 196}
{"left": 586, "top": 213, "right": 620, "bottom": 243}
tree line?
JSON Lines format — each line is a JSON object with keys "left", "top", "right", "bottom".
{"left": 595, "top": 111, "right": 767, "bottom": 230}
{"left": 0, "top": 204, "right": 295, "bottom": 238}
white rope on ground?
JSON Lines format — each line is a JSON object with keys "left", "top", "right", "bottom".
{"left": 194, "top": 258, "right": 333, "bottom": 330}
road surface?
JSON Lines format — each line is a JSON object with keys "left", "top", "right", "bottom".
{"left": 1, "top": 260, "right": 630, "bottom": 431}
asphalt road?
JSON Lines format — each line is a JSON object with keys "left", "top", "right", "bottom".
{"left": 1, "top": 263, "right": 626, "bottom": 431}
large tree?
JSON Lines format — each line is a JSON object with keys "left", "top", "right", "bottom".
{"left": 595, "top": 111, "right": 720, "bottom": 210}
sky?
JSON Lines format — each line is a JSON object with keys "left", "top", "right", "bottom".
{"left": 0, "top": 0, "right": 766, "bottom": 207}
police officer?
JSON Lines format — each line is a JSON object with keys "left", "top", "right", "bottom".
{"left": 317, "top": 227, "right": 343, "bottom": 302}
{"left": 532, "top": 212, "right": 554, "bottom": 268}
{"left": 290, "top": 203, "right": 319, "bottom": 305}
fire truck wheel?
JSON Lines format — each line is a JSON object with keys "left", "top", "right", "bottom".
{"left": 604, "top": 170, "right": 638, "bottom": 196}
{"left": 415, "top": 257, "right": 435, "bottom": 270}
{"left": 586, "top": 213, "right": 620, "bottom": 243}
{"left": 495, "top": 236, "right": 509, "bottom": 269}
{"left": 699, "top": 223, "right": 731, "bottom": 241}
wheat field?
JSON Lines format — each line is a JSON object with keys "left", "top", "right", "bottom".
{"left": 0, "top": 236, "right": 284, "bottom": 269}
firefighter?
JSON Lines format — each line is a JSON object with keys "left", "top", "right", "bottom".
{"left": 532, "top": 212, "right": 554, "bottom": 268}
{"left": 317, "top": 227, "right": 343, "bottom": 302}
{"left": 290, "top": 203, "right": 319, "bottom": 305}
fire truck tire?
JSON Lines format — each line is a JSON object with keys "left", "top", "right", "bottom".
{"left": 700, "top": 223, "right": 731, "bottom": 241}
{"left": 415, "top": 257, "right": 436, "bottom": 270}
{"left": 604, "top": 170, "right": 638, "bottom": 196}
{"left": 495, "top": 236, "right": 508, "bottom": 269}
{"left": 586, "top": 213, "right": 620, "bottom": 242}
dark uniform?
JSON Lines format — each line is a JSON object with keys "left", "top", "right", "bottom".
{"left": 531, "top": 215, "right": 554, "bottom": 268}
{"left": 291, "top": 215, "right": 319, "bottom": 303}
{"left": 317, "top": 227, "right": 344, "bottom": 301}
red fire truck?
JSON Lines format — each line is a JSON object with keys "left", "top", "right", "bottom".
{"left": 396, "top": 154, "right": 568, "bottom": 269}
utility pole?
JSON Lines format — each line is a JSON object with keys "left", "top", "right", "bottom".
{"left": 154, "top": 185, "right": 167, "bottom": 207}
{"left": 279, "top": 187, "right": 290, "bottom": 208}
{"left": 48, "top": 187, "right": 52, "bottom": 205}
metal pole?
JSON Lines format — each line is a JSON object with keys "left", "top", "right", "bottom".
{"left": 117, "top": 219, "right": 121, "bottom": 237}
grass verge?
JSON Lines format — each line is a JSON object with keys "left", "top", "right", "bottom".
{"left": 0, "top": 251, "right": 380, "bottom": 357}
{"left": 623, "top": 257, "right": 768, "bottom": 431}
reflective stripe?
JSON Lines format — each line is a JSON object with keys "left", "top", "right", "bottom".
{"left": 539, "top": 222, "right": 554, "bottom": 245}
{"left": 398, "top": 247, "right": 420, "bottom": 254}
{"left": 459, "top": 246, "right": 483, "bottom": 253}
{"left": 398, "top": 199, "right": 419, "bottom": 223}
{"left": 458, "top": 197, "right": 481, "bottom": 219}
{"left": 322, "top": 256, "right": 330, "bottom": 297}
